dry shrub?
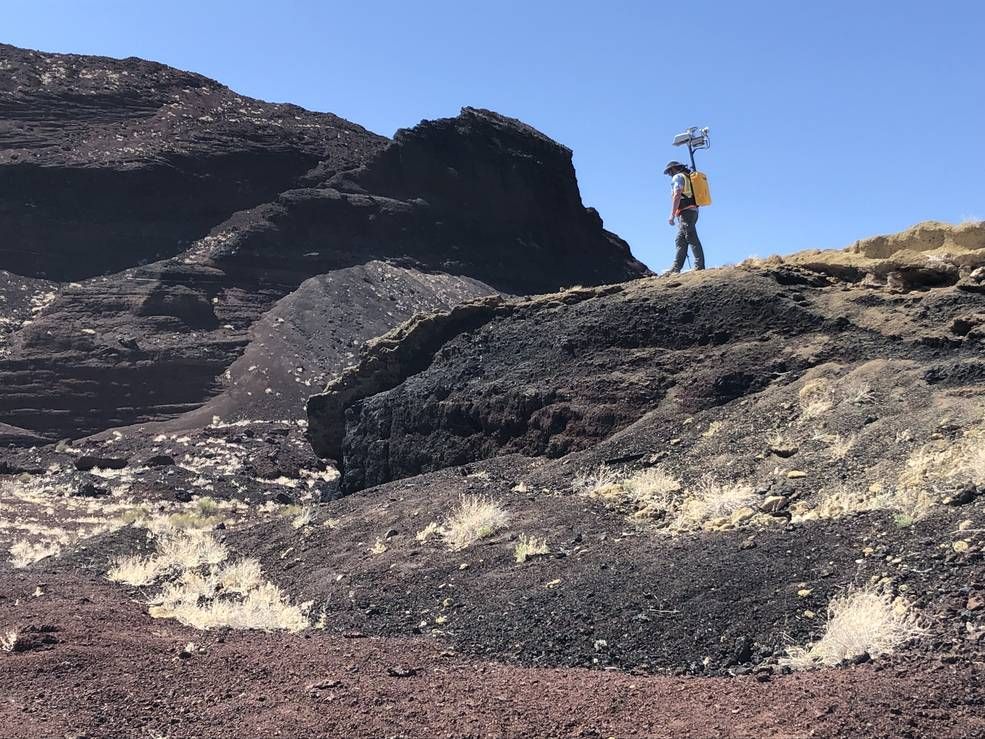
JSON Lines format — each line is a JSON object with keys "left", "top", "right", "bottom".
{"left": 156, "top": 530, "right": 228, "bottom": 570}
{"left": 895, "top": 427, "right": 985, "bottom": 517}
{"left": 150, "top": 581, "right": 310, "bottom": 632}
{"left": 415, "top": 521, "right": 441, "bottom": 542}
{"left": 572, "top": 465, "right": 621, "bottom": 494}
{"left": 798, "top": 378, "right": 835, "bottom": 421}
{"left": 442, "top": 495, "right": 509, "bottom": 551}
{"left": 581, "top": 466, "right": 757, "bottom": 533}
{"left": 674, "top": 477, "right": 758, "bottom": 530}
{"left": 8, "top": 539, "right": 61, "bottom": 568}
{"left": 514, "top": 535, "right": 550, "bottom": 563}
{"left": 582, "top": 466, "right": 681, "bottom": 518}
{"left": 107, "top": 554, "right": 165, "bottom": 586}
{"left": 106, "top": 528, "right": 308, "bottom": 632}
{"left": 291, "top": 506, "right": 315, "bottom": 529}
{"left": 781, "top": 585, "right": 923, "bottom": 669}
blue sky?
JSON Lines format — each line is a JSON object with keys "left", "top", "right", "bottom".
{"left": 5, "top": 0, "right": 984, "bottom": 270}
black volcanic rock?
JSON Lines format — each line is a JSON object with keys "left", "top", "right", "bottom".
{"left": 0, "top": 45, "right": 648, "bottom": 441}
{"left": 309, "top": 267, "right": 985, "bottom": 493}
{"left": 0, "top": 43, "right": 386, "bottom": 280}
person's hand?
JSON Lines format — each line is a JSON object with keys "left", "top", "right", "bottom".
{"left": 668, "top": 216, "right": 675, "bottom": 226}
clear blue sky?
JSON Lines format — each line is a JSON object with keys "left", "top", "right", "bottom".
{"left": 6, "top": 0, "right": 984, "bottom": 270}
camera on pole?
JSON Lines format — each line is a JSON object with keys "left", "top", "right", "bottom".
{"left": 672, "top": 126, "right": 710, "bottom": 171}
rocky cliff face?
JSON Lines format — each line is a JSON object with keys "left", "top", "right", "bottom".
{"left": 0, "top": 45, "right": 648, "bottom": 441}
{"left": 0, "top": 43, "right": 384, "bottom": 280}
{"left": 306, "top": 224, "right": 985, "bottom": 493}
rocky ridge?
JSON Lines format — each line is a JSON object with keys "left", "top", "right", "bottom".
{"left": 0, "top": 44, "right": 647, "bottom": 441}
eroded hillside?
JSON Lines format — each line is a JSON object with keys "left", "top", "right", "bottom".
{"left": 1, "top": 42, "right": 984, "bottom": 739}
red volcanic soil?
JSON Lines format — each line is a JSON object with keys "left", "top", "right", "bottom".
{"left": 1, "top": 572, "right": 982, "bottom": 738}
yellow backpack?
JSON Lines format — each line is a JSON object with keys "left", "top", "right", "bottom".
{"left": 689, "top": 171, "right": 712, "bottom": 207}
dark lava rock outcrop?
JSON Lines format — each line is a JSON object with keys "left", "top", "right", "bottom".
{"left": 0, "top": 43, "right": 384, "bottom": 280}
{"left": 309, "top": 257, "right": 985, "bottom": 493}
{"left": 0, "top": 44, "right": 647, "bottom": 441}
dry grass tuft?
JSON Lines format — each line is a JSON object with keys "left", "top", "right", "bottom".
{"left": 845, "top": 380, "right": 875, "bottom": 404}
{"left": 514, "top": 535, "right": 550, "bottom": 563}
{"left": 581, "top": 466, "right": 757, "bottom": 533}
{"left": 106, "top": 554, "right": 166, "bottom": 586}
{"left": 291, "top": 506, "right": 315, "bottom": 529}
{"left": 572, "top": 464, "right": 621, "bottom": 494}
{"left": 798, "top": 378, "right": 835, "bottom": 421}
{"left": 582, "top": 466, "right": 681, "bottom": 520}
{"left": 369, "top": 537, "right": 388, "bottom": 555}
{"left": 150, "top": 581, "right": 310, "bottom": 632}
{"left": 217, "top": 558, "right": 264, "bottom": 595}
{"left": 675, "top": 477, "right": 758, "bottom": 530}
{"left": 781, "top": 585, "right": 923, "bottom": 669}
{"left": 895, "top": 427, "right": 985, "bottom": 517}
{"left": 622, "top": 468, "right": 681, "bottom": 506}
{"left": 415, "top": 522, "right": 441, "bottom": 542}
{"left": 8, "top": 539, "right": 61, "bottom": 568}
{"left": 103, "top": 502, "right": 309, "bottom": 633}
{"left": 156, "top": 531, "right": 228, "bottom": 570}
{"left": 442, "top": 495, "right": 509, "bottom": 551}
{"left": 794, "top": 482, "right": 939, "bottom": 523}
{"left": 813, "top": 431, "right": 856, "bottom": 460}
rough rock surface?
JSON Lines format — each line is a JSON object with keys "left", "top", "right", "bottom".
{"left": 0, "top": 45, "right": 647, "bottom": 441}
{"left": 4, "top": 43, "right": 985, "bottom": 739}
{"left": 749, "top": 219, "right": 985, "bottom": 289}
{"left": 310, "top": 259, "right": 984, "bottom": 492}
{"left": 3, "top": 573, "right": 982, "bottom": 738}
{"left": 0, "top": 43, "right": 385, "bottom": 279}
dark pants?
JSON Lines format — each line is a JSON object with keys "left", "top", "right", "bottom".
{"left": 671, "top": 208, "right": 705, "bottom": 272}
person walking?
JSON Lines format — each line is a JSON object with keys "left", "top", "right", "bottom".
{"left": 664, "top": 160, "right": 705, "bottom": 272}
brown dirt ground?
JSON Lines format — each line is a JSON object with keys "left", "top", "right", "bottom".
{"left": 1, "top": 572, "right": 982, "bottom": 739}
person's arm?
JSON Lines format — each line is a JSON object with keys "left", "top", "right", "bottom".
{"left": 669, "top": 184, "right": 682, "bottom": 225}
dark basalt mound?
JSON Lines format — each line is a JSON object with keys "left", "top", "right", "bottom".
{"left": 309, "top": 266, "right": 985, "bottom": 493}
{"left": 0, "top": 43, "right": 385, "bottom": 280}
{"left": 0, "top": 46, "right": 648, "bottom": 440}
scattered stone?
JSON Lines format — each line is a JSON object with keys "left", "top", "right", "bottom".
{"left": 966, "top": 595, "right": 983, "bottom": 612}
{"left": 386, "top": 666, "right": 418, "bottom": 678}
{"left": 786, "top": 470, "right": 807, "bottom": 479}
{"left": 759, "top": 496, "right": 789, "bottom": 514}
{"left": 951, "top": 317, "right": 977, "bottom": 336}
{"left": 727, "top": 636, "right": 753, "bottom": 666}
{"left": 308, "top": 678, "right": 342, "bottom": 690}
{"left": 768, "top": 442, "right": 798, "bottom": 458}
{"left": 945, "top": 484, "right": 979, "bottom": 506}
{"left": 74, "top": 482, "right": 109, "bottom": 498}
{"left": 74, "top": 455, "right": 127, "bottom": 472}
